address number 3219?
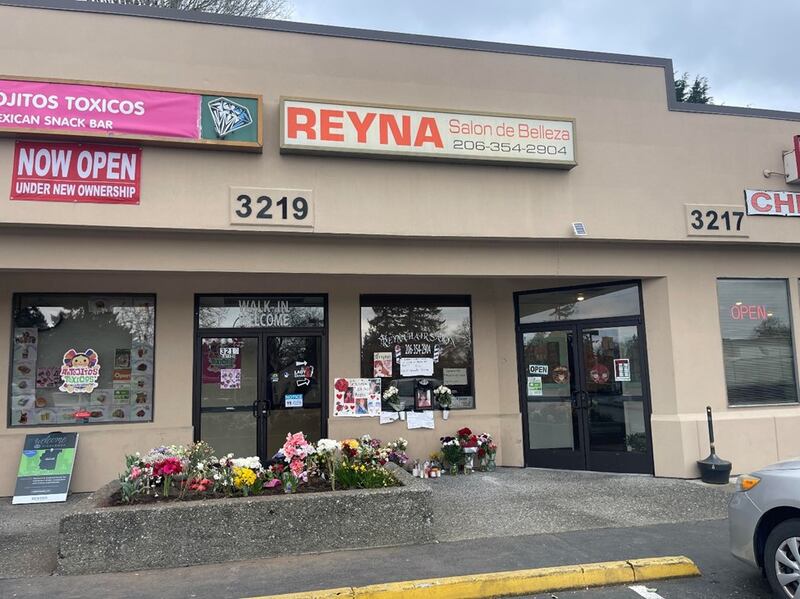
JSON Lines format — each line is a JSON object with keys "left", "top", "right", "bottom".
{"left": 229, "top": 187, "right": 314, "bottom": 228}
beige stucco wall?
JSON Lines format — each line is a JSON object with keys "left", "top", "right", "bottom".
{"left": 1, "top": 232, "right": 800, "bottom": 493}
{"left": 0, "top": 4, "right": 799, "bottom": 245}
{"left": 1, "top": 5, "right": 800, "bottom": 493}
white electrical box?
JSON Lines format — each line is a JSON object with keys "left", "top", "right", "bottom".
{"left": 784, "top": 135, "right": 800, "bottom": 185}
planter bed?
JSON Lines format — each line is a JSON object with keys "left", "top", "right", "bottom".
{"left": 57, "top": 464, "right": 432, "bottom": 575}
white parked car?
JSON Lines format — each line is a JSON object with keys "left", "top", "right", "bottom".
{"left": 729, "top": 460, "right": 800, "bottom": 598}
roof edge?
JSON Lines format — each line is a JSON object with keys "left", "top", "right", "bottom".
{"left": 3, "top": 0, "right": 800, "bottom": 122}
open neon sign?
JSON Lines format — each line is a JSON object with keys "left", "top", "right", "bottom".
{"left": 730, "top": 304, "right": 769, "bottom": 320}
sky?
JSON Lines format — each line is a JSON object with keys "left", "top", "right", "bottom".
{"left": 289, "top": 0, "right": 798, "bottom": 112}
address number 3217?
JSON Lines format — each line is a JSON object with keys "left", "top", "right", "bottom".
{"left": 229, "top": 187, "right": 314, "bottom": 228}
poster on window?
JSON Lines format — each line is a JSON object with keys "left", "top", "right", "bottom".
{"left": 373, "top": 352, "right": 393, "bottom": 377}
{"left": 13, "top": 327, "right": 38, "bottom": 361}
{"left": 400, "top": 357, "right": 434, "bottom": 377}
{"left": 613, "top": 359, "right": 631, "bottom": 382}
{"left": 201, "top": 342, "right": 241, "bottom": 384}
{"left": 527, "top": 376, "right": 543, "bottom": 397}
{"left": 220, "top": 368, "right": 241, "bottom": 390}
{"left": 59, "top": 349, "right": 101, "bottom": 394}
{"left": 333, "top": 377, "right": 381, "bottom": 417}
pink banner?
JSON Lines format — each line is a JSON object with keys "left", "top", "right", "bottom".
{"left": 0, "top": 79, "right": 200, "bottom": 140}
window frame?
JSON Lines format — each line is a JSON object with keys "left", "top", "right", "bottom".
{"left": 514, "top": 279, "right": 643, "bottom": 326}
{"left": 8, "top": 292, "right": 158, "bottom": 428}
{"left": 715, "top": 277, "right": 800, "bottom": 408}
{"left": 359, "top": 294, "right": 477, "bottom": 410}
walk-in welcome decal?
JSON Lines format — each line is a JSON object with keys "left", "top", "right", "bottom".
{"left": 280, "top": 98, "right": 576, "bottom": 168}
{"left": 0, "top": 78, "right": 262, "bottom": 151}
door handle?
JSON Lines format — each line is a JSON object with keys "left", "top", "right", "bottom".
{"left": 252, "top": 400, "right": 259, "bottom": 418}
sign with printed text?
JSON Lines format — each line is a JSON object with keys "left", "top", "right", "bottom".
{"left": 528, "top": 364, "right": 549, "bottom": 375}
{"left": 281, "top": 98, "right": 576, "bottom": 168}
{"left": 285, "top": 393, "right": 303, "bottom": 408}
{"left": 527, "top": 376, "right": 543, "bottom": 396}
{"left": 0, "top": 77, "right": 261, "bottom": 151}
{"left": 745, "top": 189, "right": 800, "bottom": 217}
{"left": 400, "top": 357, "right": 434, "bottom": 377}
{"left": 13, "top": 432, "right": 79, "bottom": 504}
{"left": 230, "top": 187, "right": 314, "bottom": 228}
{"left": 11, "top": 140, "right": 141, "bottom": 204}
{"left": 613, "top": 359, "right": 631, "bottom": 382}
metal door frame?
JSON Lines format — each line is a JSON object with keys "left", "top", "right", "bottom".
{"left": 192, "top": 294, "right": 328, "bottom": 462}
{"left": 514, "top": 281, "right": 654, "bottom": 475}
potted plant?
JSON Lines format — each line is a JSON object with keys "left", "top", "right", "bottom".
{"left": 383, "top": 385, "right": 405, "bottom": 420}
{"left": 433, "top": 385, "right": 453, "bottom": 419}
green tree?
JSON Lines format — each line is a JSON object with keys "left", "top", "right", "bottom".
{"left": 675, "top": 72, "right": 713, "bottom": 104}
{"left": 87, "top": 0, "right": 292, "bottom": 19}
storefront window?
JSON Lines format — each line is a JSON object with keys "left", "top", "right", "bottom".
{"left": 198, "top": 296, "right": 324, "bottom": 329}
{"left": 518, "top": 283, "right": 641, "bottom": 324}
{"left": 716, "top": 279, "right": 798, "bottom": 405}
{"left": 10, "top": 294, "right": 155, "bottom": 427}
{"left": 360, "top": 295, "right": 475, "bottom": 409}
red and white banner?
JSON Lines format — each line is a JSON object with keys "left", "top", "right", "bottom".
{"left": 11, "top": 140, "right": 141, "bottom": 204}
{"left": 745, "top": 189, "right": 800, "bottom": 217}
{"left": 280, "top": 98, "right": 576, "bottom": 168}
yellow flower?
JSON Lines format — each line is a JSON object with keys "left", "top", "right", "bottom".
{"left": 232, "top": 466, "right": 257, "bottom": 489}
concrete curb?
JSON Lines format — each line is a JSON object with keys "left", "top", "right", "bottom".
{"left": 246, "top": 556, "right": 700, "bottom": 599}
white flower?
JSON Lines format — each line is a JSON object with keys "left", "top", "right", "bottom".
{"left": 316, "top": 438, "right": 338, "bottom": 454}
{"left": 231, "top": 456, "right": 262, "bottom": 470}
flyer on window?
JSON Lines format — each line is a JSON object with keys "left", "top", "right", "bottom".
{"left": 333, "top": 377, "right": 381, "bottom": 417}
{"left": 373, "top": 352, "right": 393, "bottom": 377}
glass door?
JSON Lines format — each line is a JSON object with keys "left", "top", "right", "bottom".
{"left": 520, "top": 327, "right": 586, "bottom": 470}
{"left": 197, "top": 336, "right": 259, "bottom": 457}
{"left": 519, "top": 320, "right": 653, "bottom": 473}
{"left": 579, "top": 323, "right": 651, "bottom": 473}
{"left": 265, "top": 336, "right": 323, "bottom": 458}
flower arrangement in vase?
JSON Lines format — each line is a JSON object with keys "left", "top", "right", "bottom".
{"left": 383, "top": 385, "right": 405, "bottom": 420}
{"left": 433, "top": 385, "right": 453, "bottom": 419}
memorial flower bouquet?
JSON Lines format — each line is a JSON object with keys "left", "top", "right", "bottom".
{"left": 382, "top": 385, "right": 403, "bottom": 415}
{"left": 440, "top": 436, "right": 464, "bottom": 472}
{"left": 433, "top": 385, "right": 453, "bottom": 408}
{"left": 314, "top": 438, "right": 340, "bottom": 490}
{"left": 385, "top": 437, "right": 409, "bottom": 466}
{"left": 477, "top": 433, "right": 497, "bottom": 459}
{"left": 279, "top": 431, "right": 316, "bottom": 493}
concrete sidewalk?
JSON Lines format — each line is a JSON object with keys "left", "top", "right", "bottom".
{"left": 430, "top": 467, "right": 731, "bottom": 541}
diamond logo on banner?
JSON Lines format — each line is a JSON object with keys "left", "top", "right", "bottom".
{"left": 207, "top": 97, "right": 253, "bottom": 138}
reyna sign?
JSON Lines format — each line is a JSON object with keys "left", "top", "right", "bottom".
{"left": 280, "top": 98, "right": 576, "bottom": 168}
{"left": 0, "top": 77, "right": 262, "bottom": 151}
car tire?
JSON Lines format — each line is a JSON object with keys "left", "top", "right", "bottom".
{"left": 765, "top": 518, "right": 800, "bottom": 599}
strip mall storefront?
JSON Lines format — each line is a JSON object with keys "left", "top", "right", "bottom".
{"left": 2, "top": 2, "right": 800, "bottom": 494}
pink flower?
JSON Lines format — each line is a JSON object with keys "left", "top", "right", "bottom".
{"left": 289, "top": 457, "right": 305, "bottom": 477}
{"left": 130, "top": 466, "right": 142, "bottom": 480}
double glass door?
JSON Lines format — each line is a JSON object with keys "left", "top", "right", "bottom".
{"left": 520, "top": 320, "right": 652, "bottom": 473}
{"left": 196, "top": 334, "right": 323, "bottom": 461}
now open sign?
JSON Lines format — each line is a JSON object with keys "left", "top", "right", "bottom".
{"left": 10, "top": 140, "right": 141, "bottom": 204}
